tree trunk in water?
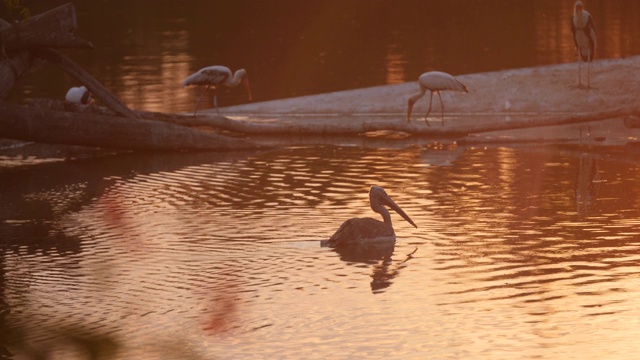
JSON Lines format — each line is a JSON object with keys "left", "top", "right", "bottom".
{"left": 0, "top": 3, "right": 93, "bottom": 52}
{"left": 0, "top": 102, "right": 263, "bottom": 151}
{"left": 32, "top": 48, "right": 139, "bottom": 119}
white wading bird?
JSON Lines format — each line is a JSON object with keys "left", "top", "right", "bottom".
{"left": 325, "top": 186, "right": 417, "bottom": 248}
{"left": 65, "top": 86, "right": 93, "bottom": 104}
{"left": 407, "top": 71, "right": 468, "bottom": 126}
{"left": 182, "top": 65, "right": 252, "bottom": 115}
{"left": 571, "top": 1, "right": 597, "bottom": 88}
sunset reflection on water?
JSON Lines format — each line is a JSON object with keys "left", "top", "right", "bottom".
{"left": 3, "top": 0, "right": 640, "bottom": 358}
{"left": 2, "top": 144, "right": 640, "bottom": 358}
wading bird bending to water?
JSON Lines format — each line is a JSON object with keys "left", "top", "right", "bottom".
{"left": 407, "top": 71, "right": 468, "bottom": 127}
{"left": 325, "top": 186, "right": 417, "bottom": 248}
{"left": 182, "top": 65, "right": 252, "bottom": 115}
{"left": 571, "top": 1, "right": 597, "bottom": 88}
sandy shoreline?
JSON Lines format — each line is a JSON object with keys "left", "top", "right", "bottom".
{"left": 216, "top": 56, "right": 640, "bottom": 144}
{"left": 223, "top": 56, "right": 640, "bottom": 115}
{"left": 2, "top": 56, "right": 639, "bottom": 168}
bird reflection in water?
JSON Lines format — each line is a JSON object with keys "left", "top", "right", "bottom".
{"left": 575, "top": 153, "right": 600, "bottom": 219}
{"left": 335, "top": 244, "right": 419, "bottom": 293}
{"left": 322, "top": 185, "right": 418, "bottom": 293}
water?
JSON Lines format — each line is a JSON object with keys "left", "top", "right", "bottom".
{"left": 2, "top": 144, "right": 640, "bottom": 358}
{"left": 3, "top": 0, "right": 640, "bottom": 358}
{"left": 6, "top": 0, "right": 640, "bottom": 113}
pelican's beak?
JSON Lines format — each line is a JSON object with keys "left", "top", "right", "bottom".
{"left": 243, "top": 76, "right": 253, "bottom": 101}
{"left": 407, "top": 98, "right": 415, "bottom": 122}
{"left": 380, "top": 190, "right": 417, "bottom": 228}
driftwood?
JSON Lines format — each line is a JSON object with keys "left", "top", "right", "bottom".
{"left": 0, "top": 49, "right": 33, "bottom": 98}
{"left": 0, "top": 3, "right": 93, "bottom": 52}
{"left": 135, "top": 108, "right": 640, "bottom": 137}
{"left": 34, "top": 98, "right": 640, "bottom": 138}
{"left": 0, "top": 18, "right": 33, "bottom": 98}
{"left": 32, "top": 48, "right": 139, "bottom": 118}
{"left": 0, "top": 4, "right": 92, "bottom": 98}
{"left": 624, "top": 115, "right": 640, "bottom": 129}
{"left": 1, "top": 3, "right": 635, "bottom": 150}
{"left": 0, "top": 4, "right": 265, "bottom": 151}
{"left": 0, "top": 101, "right": 262, "bottom": 151}
{"left": 1, "top": 4, "right": 136, "bottom": 118}
{"left": 32, "top": 98, "right": 221, "bottom": 127}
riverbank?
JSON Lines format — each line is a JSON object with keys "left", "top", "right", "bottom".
{"left": 218, "top": 56, "right": 640, "bottom": 144}
{"left": 2, "top": 56, "right": 640, "bottom": 169}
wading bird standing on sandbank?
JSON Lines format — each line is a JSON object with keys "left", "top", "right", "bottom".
{"left": 407, "top": 71, "right": 468, "bottom": 127}
{"left": 324, "top": 186, "right": 417, "bottom": 248}
{"left": 571, "top": 1, "right": 597, "bottom": 88}
{"left": 182, "top": 65, "right": 252, "bottom": 115}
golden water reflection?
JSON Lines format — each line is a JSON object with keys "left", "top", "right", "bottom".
{"left": 3, "top": 144, "right": 640, "bottom": 358}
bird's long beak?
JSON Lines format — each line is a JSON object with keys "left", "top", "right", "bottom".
{"left": 381, "top": 192, "right": 417, "bottom": 228}
{"left": 407, "top": 99, "right": 415, "bottom": 122}
{"left": 243, "top": 76, "right": 253, "bottom": 101}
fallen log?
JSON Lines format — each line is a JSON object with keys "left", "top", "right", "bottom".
{"left": 0, "top": 49, "right": 33, "bottom": 99}
{"left": 31, "top": 98, "right": 221, "bottom": 127}
{"left": 164, "top": 108, "right": 640, "bottom": 137}
{"left": 624, "top": 115, "right": 640, "bottom": 129}
{"left": 0, "top": 4, "right": 262, "bottom": 151}
{"left": 32, "top": 48, "right": 139, "bottom": 118}
{"left": 0, "top": 101, "right": 263, "bottom": 151}
{"left": 0, "top": 18, "right": 35, "bottom": 98}
{"left": 452, "top": 108, "right": 640, "bottom": 136}
{"left": 0, "top": 3, "right": 93, "bottom": 52}
{"left": 0, "top": 3, "right": 93, "bottom": 99}
{"left": 31, "top": 98, "right": 640, "bottom": 138}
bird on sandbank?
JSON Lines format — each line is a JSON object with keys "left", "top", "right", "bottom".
{"left": 571, "top": 1, "right": 597, "bottom": 88}
{"left": 407, "top": 71, "right": 468, "bottom": 126}
{"left": 182, "top": 65, "right": 252, "bottom": 115}
{"left": 324, "top": 186, "right": 417, "bottom": 248}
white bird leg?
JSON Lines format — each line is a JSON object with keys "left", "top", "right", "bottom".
{"left": 213, "top": 88, "right": 220, "bottom": 115}
{"left": 193, "top": 86, "right": 208, "bottom": 116}
{"left": 577, "top": 51, "right": 583, "bottom": 88}
{"left": 424, "top": 91, "right": 434, "bottom": 127}
{"left": 587, "top": 53, "right": 591, "bottom": 88}
{"left": 437, "top": 91, "right": 445, "bottom": 126}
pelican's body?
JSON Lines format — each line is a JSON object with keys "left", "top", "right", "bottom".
{"left": 325, "top": 186, "right": 417, "bottom": 247}
{"left": 571, "top": 1, "right": 597, "bottom": 88}
{"left": 182, "top": 65, "right": 252, "bottom": 115}
{"left": 407, "top": 71, "right": 468, "bottom": 126}
{"left": 65, "top": 86, "right": 92, "bottom": 104}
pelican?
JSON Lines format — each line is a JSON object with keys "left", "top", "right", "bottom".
{"left": 65, "top": 86, "right": 93, "bottom": 104}
{"left": 325, "top": 186, "right": 417, "bottom": 248}
{"left": 182, "top": 65, "right": 252, "bottom": 115}
{"left": 571, "top": 1, "right": 597, "bottom": 88}
{"left": 407, "top": 71, "right": 468, "bottom": 127}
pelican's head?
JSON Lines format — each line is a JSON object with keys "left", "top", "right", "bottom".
{"left": 369, "top": 186, "right": 417, "bottom": 228}
{"left": 235, "top": 68, "right": 253, "bottom": 101}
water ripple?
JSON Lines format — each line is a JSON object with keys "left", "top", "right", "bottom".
{"left": 3, "top": 145, "right": 640, "bottom": 358}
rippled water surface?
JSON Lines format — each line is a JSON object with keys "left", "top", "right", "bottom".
{"left": 3, "top": 0, "right": 640, "bottom": 358}
{"left": 2, "top": 144, "right": 640, "bottom": 359}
